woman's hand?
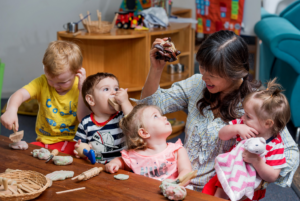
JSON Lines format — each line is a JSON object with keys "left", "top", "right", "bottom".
{"left": 236, "top": 124, "right": 259, "bottom": 139}
{"left": 76, "top": 67, "right": 86, "bottom": 91}
{"left": 150, "top": 38, "right": 168, "bottom": 71}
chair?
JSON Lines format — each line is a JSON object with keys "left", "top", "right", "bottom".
{"left": 255, "top": 1, "right": 300, "bottom": 142}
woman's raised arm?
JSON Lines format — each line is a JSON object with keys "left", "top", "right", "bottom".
{"left": 141, "top": 38, "right": 167, "bottom": 99}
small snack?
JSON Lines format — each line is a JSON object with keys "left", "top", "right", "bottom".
{"left": 9, "top": 141, "right": 28, "bottom": 150}
{"left": 46, "top": 171, "right": 74, "bottom": 181}
{"left": 154, "top": 37, "right": 181, "bottom": 62}
{"left": 114, "top": 174, "right": 129, "bottom": 180}
{"left": 52, "top": 156, "right": 73, "bottom": 166}
{"left": 160, "top": 179, "right": 187, "bottom": 201}
{"left": 31, "top": 148, "right": 50, "bottom": 160}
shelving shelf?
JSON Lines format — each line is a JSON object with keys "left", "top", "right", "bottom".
{"left": 57, "top": 20, "right": 195, "bottom": 138}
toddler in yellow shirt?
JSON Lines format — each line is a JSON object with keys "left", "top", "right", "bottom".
{"left": 1, "top": 41, "right": 90, "bottom": 155}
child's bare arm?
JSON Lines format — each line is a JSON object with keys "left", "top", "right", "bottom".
{"left": 114, "top": 88, "right": 133, "bottom": 115}
{"left": 177, "top": 147, "right": 193, "bottom": 186}
{"left": 76, "top": 68, "right": 91, "bottom": 122}
{"left": 242, "top": 150, "right": 281, "bottom": 183}
{"left": 105, "top": 157, "right": 131, "bottom": 173}
{"left": 219, "top": 124, "right": 258, "bottom": 140}
{"left": 0, "top": 88, "right": 30, "bottom": 131}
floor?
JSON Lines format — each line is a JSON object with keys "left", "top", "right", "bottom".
{"left": 1, "top": 98, "right": 299, "bottom": 201}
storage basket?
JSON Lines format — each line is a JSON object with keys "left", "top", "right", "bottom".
{"left": 0, "top": 170, "right": 51, "bottom": 201}
{"left": 80, "top": 10, "right": 117, "bottom": 34}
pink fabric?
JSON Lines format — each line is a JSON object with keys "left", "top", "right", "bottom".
{"left": 215, "top": 140, "right": 262, "bottom": 201}
{"left": 121, "top": 139, "right": 183, "bottom": 181}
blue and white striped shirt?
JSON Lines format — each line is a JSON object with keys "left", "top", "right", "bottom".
{"left": 135, "top": 74, "right": 299, "bottom": 191}
{"left": 74, "top": 112, "right": 125, "bottom": 162}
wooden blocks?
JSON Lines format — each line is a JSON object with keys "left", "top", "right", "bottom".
{"left": 108, "top": 98, "right": 121, "bottom": 111}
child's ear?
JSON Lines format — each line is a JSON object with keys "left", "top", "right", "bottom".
{"left": 264, "top": 119, "right": 274, "bottom": 129}
{"left": 138, "top": 128, "right": 150, "bottom": 139}
{"left": 85, "top": 94, "right": 95, "bottom": 107}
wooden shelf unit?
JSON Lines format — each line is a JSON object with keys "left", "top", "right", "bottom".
{"left": 58, "top": 22, "right": 194, "bottom": 137}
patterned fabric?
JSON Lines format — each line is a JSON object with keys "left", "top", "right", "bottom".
{"left": 74, "top": 112, "right": 125, "bottom": 162}
{"left": 133, "top": 74, "right": 299, "bottom": 191}
{"left": 215, "top": 140, "right": 262, "bottom": 201}
{"left": 121, "top": 139, "right": 183, "bottom": 181}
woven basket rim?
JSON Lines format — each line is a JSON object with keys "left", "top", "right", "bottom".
{"left": 0, "top": 170, "right": 50, "bottom": 200}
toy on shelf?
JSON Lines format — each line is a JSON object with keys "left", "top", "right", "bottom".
{"left": 9, "top": 124, "right": 24, "bottom": 143}
{"left": 79, "top": 10, "right": 118, "bottom": 34}
{"left": 108, "top": 98, "right": 121, "bottom": 112}
{"left": 154, "top": 37, "right": 181, "bottom": 62}
{"left": 115, "top": 11, "right": 144, "bottom": 29}
{"left": 72, "top": 167, "right": 103, "bottom": 181}
{"left": 119, "top": 0, "right": 144, "bottom": 15}
{"left": 74, "top": 140, "right": 96, "bottom": 164}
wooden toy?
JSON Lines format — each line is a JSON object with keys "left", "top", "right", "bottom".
{"left": 9, "top": 124, "right": 24, "bottom": 143}
{"left": 72, "top": 167, "right": 103, "bottom": 181}
{"left": 108, "top": 98, "right": 121, "bottom": 111}
{"left": 74, "top": 140, "right": 96, "bottom": 164}
{"left": 154, "top": 37, "right": 181, "bottom": 62}
{"left": 56, "top": 187, "right": 86, "bottom": 194}
{"left": 79, "top": 10, "right": 117, "bottom": 34}
{"left": 45, "top": 149, "right": 59, "bottom": 163}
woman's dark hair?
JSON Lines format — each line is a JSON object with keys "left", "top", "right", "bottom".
{"left": 196, "top": 30, "right": 261, "bottom": 122}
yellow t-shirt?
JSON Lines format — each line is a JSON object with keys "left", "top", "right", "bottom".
{"left": 23, "top": 75, "right": 79, "bottom": 144}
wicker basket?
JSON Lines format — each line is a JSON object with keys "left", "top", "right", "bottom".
{"left": 80, "top": 10, "right": 117, "bottom": 34}
{"left": 0, "top": 170, "right": 51, "bottom": 201}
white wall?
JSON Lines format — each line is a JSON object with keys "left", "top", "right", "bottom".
{"left": 0, "top": 0, "right": 260, "bottom": 98}
{"left": 0, "top": 0, "right": 122, "bottom": 98}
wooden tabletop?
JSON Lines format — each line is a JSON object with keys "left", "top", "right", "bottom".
{"left": 0, "top": 136, "right": 224, "bottom": 201}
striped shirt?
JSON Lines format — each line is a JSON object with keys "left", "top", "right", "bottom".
{"left": 74, "top": 112, "right": 125, "bottom": 162}
{"left": 134, "top": 74, "right": 299, "bottom": 191}
{"left": 230, "top": 119, "right": 287, "bottom": 169}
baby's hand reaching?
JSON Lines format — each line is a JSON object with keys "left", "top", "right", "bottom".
{"left": 236, "top": 124, "right": 258, "bottom": 139}
{"left": 114, "top": 88, "right": 129, "bottom": 106}
{"left": 76, "top": 67, "right": 86, "bottom": 91}
{"left": 105, "top": 162, "right": 120, "bottom": 173}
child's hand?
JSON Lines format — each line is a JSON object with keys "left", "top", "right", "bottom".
{"left": 236, "top": 124, "right": 258, "bottom": 139}
{"left": 76, "top": 67, "right": 86, "bottom": 91}
{"left": 114, "top": 88, "right": 129, "bottom": 106}
{"left": 242, "top": 150, "right": 261, "bottom": 164}
{"left": 105, "top": 162, "right": 120, "bottom": 173}
{"left": 0, "top": 109, "right": 19, "bottom": 131}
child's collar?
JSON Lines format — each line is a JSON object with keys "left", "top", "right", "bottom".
{"left": 90, "top": 112, "right": 119, "bottom": 127}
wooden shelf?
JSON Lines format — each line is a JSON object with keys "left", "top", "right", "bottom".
{"left": 58, "top": 11, "right": 195, "bottom": 138}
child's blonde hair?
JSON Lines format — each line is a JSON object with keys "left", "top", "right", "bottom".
{"left": 43, "top": 41, "right": 82, "bottom": 77}
{"left": 243, "top": 78, "right": 290, "bottom": 136}
{"left": 120, "top": 104, "right": 163, "bottom": 150}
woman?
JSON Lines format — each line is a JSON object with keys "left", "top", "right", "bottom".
{"left": 136, "top": 30, "right": 299, "bottom": 191}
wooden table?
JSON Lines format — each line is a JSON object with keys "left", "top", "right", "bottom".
{"left": 0, "top": 136, "right": 224, "bottom": 200}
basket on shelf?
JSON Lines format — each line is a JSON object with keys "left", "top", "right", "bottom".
{"left": 80, "top": 10, "right": 118, "bottom": 34}
{"left": 0, "top": 170, "right": 51, "bottom": 201}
